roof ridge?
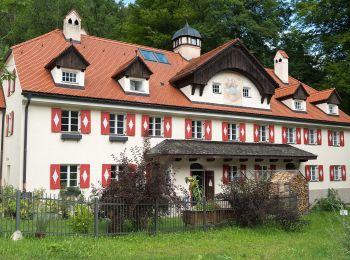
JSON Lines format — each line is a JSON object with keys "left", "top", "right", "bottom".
{"left": 11, "top": 29, "right": 61, "bottom": 49}
{"left": 309, "top": 88, "right": 335, "bottom": 95}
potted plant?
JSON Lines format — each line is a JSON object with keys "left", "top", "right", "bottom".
{"left": 35, "top": 214, "right": 49, "bottom": 238}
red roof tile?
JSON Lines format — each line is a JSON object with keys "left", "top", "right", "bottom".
{"left": 308, "top": 88, "right": 336, "bottom": 103}
{"left": 10, "top": 30, "right": 350, "bottom": 125}
{"left": 0, "top": 87, "right": 5, "bottom": 109}
{"left": 277, "top": 50, "right": 289, "bottom": 59}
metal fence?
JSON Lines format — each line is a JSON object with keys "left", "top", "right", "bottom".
{"left": 0, "top": 189, "right": 298, "bottom": 237}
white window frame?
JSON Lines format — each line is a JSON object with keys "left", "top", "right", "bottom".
{"left": 192, "top": 120, "right": 203, "bottom": 139}
{"left": 334, "top": 165, "right": 341, "bottom": 181}
{"left": 228, "top": 123, "right": 240, "bottom": 141}
{"left": 242, "top": 87, "right": 251, "bottom": 98}
{"left": 287, "top": 127, "right": 296, "bottom": 144}
{"left": 229, "top": 166, "right": 238, "bottom": 181}
{"left": 309, "top": 129, "right": 316, "bottom": 145}
{"left": 260, "top": 165, "right": 269, "bottom": 180}
{"left": 212, "top": 82, "right": 222, "bottom": 94}
{"left": 62, "top": 70, "right": 78, "bottom": 84}
{"left": 61, "top": 110, "right": 80, "bottom": 133}
{"left": 149, "top": 116, "right": 163, "bottom": 137}
{"left": 129, "top": 78, "right": 145, "bottom": 93}
{"left": 111, "top": 165, "right": 122, "bottom": 181}
{"left": 310, "top": 165, "right": 318, "bottom": 182}
{"left": 110, "top": 114, "right": 126, "bottom": 135}
{"left": 332, "top": 131, "right": 340, "bottom": 146}
{"left": 294, "top": 100, "right": 304, "bottom": 111}
{"left": 328, "top": 104, "right": 337, "bottom": 115}
{"left": 60, "top": 165, "right": 79, "bottom": 188}
{"left": 260, "top": 125, "right": 269, "bottom": 142}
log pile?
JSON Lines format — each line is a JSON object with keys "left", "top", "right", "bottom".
{"left": 270, "top": 171, "right": 309, "bottom": 214}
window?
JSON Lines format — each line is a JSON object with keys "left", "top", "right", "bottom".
{"left": 260, "top": 125, "right": 269, "bottom": 142}
{"left": 192, "top": 120, "right": 202, "bottom": 139}
{"left": 130, "top": 79, "right": 145, "bottom": 92}
{"left": 111, "top": 165, "right": 123, "bottom": 181}
{"left": 61, "top": 110, "right": 79, "bottom": 132}
{"left": 294, "top": 100, "right": 303, "bottom": 111}
{"left": 334, "top": 166, "right": 341, "bottom": 181}
{"left": 60, "top": 165, "right": 78, "bottom": 188}
{"left": 229, "top": 166, "right": 238, "bottom": 182}
{"left": 139, "top": 49, "right": 157, "bottom": 62}
{"left": 149, "top": 116, "right": 162, "bottom": 137}
{"left": 212, "top": 83, "right": 222, "bottom": 94}
{"left": 110, "top": 114, "right": 125, "bottom": 135}
{"left": 310, "top": 165, "right": 318, "bottom": 181}
{"left": 62, "top": 71, "right": 77, "bottom": 84}
{"left": 228, "top": 123, "right": 240, "bottom": 141}
{"left": 154, "top": 53, "right": 169, "bottom": 64}
{"left": 329, "top": 104, "right": 337, "bottom": 115}
{"left": 309, "top": 129, "right": 316, "bottom": 145}
{"left": 287, "top": 127, "right": 296, "bottom": 143}
{"left": 332, "top": 131, "right": 340, "bottom": 146}
{"left": 191, "top": 38, "right": 197, "bottom": 45}
{"left": 243, "top": 87, "right": 251, "bottom": 98}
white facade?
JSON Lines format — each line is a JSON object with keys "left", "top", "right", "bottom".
{"left": 274, "top": 51, "right": 289, "bottom": 84}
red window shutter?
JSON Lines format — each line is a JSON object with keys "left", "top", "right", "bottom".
{"left": 317, "top": 129, "right": 322, "bottom": 145}
{"left": 296, "top": 128, "right": 301, "bottom": 144}
{"left": 328, "top": 130, "right": 333, "bottom": 146}
{"left": 11, "top": 69, "right": 16, "bottom": 93}
{"left": 342, "top": 165, "right": 346, "bottom": 181}
{"left": 204, "top": 120, "right": 212, "bottom": 140}
{"left": 185, "top": 119, "right": 192, "bottom": 139}
{"left": 101, "top": 112, "right": 110, "bottom": 135}
{"left": 102, "top": 164, "right": 111, "bottom": 188}
{"left": 318, "top": 165, "right": 324, "bottom": 182}
{"left": 269, "top": 125, "right": 275, "bottom": 143}
{"left": 11, "top": 111, "right": 14, "bottom": 136}
{"left": 270, "top": 165, "right": 276, "bottom": 171}
{"left": 330, "top": 165, "right": 334, "bottom": 181}
{"left": 163, "top": 116, "right": 172, "bottom": 138}
{"left": 254, "top": 165, "right": 261, "bottom": 171}
{"left": 240, "top": 165, "right": 247, "bottom": 175}
{"left": 80, "top": 110, "right": 91, "bottom": 134}
{"left": 222, "top": 122, "right": 228, "bottom": 141}
{"left": 282, "top": 127, "right": 287, "bottom": 144}
{"left": 5, "top": 114, "right": 9, "bottom": 137}
{"left": 304, "top": 128, "right": 309, "bottom": 145}
{"left": 253, "top": 124, "right": 260, "bottom": 142}
{"left": 80, "top": 164, "right": 90, "bottom": 188}
{"left": 126, "top": 114, "right": 135, "bottom": 136}
{"left": 51, "top": 108, "right": 62, "bottom": 133}
{"left": 141, "top": 115, "right": 149, "bottom": 137}
{"left": 50, "top": 164, "right": 60, "bottom": 190}
{"left": 305, "top": 165, "right": 311, "bottom": 182}
{"left": 222, "top": 164, "right": 230, "bottom": 184}
{"left": 239, "top": 123, "right": 246, "bottom": 142}
{"left": 340, "top": 131, "right": 345, "bottom": 147}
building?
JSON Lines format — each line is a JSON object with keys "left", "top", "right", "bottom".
{"left": 1, "top": 10, "right": 349, "bottom": 203}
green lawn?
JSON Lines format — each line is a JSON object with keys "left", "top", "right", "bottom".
{"left": 0, "top": 210, "right": 349, "bottom": 259}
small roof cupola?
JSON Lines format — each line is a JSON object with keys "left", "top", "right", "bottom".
{"left": 63, "top": 10, "right": 83, "bottom": 42}
{"left": 274, "top": 50, "right": 289, "bottom": 84}
{"left": 172, "top": 22, "right": 202, "bottom": 60}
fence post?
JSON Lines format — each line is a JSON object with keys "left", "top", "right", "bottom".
{"left": 15, "top": 190, "right": 21, "bottom": 231}
{"left": 154, "top": 199, "right": 159, "bottom": 235}
{"left": 202, "top": 196, "right": 207, "bottom": 231}
{"left": 94, "top": 198, "right": 99, "bottom": 237}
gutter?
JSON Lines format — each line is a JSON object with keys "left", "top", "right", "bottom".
{"left": 0, "top": 108, "right": 5, "bottom": 187}
{"left": 22, "top": 94, "right": 31, "bottom": 191}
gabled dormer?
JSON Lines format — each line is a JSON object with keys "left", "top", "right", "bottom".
{"left": 112, "top": 55, "right": 153, "bottom": 95}
{"left": 45, "top": 45, "right": 89, "bottom": 89}
{"left": 308, "top": 88, "right": 341, "bottom": 116}
{"left": 275, "top": 84, "right": 309, "bottom": 112}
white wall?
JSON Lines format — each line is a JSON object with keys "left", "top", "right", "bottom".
{"left": 181, "top": 71, "right": 270, "bottom": 109}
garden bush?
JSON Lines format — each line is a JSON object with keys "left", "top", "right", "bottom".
{"left": 68, "top": 204, "right": 94, "bottom": 234}
{"left": 315, "top": 188, "right": 345, "bottom": 211}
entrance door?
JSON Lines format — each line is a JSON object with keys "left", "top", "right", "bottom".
{"left": 205, "top": 171, "right": 215, "bottom": 200}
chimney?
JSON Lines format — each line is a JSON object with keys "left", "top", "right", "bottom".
{"left": 63, "top": 10, "right": 83, "bottom": 42}
{"left": 274, "top": 50, "right": 289, "bottom": 84}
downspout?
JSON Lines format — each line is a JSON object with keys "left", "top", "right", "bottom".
{"left": 22, "top": 94, "right": 31, "bottom": 192}
{"left": 0, "top": 108, "right": 5, "bottom": 187}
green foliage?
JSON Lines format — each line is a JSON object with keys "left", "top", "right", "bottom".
{"left": 68, "top": 204, "right": 94, "bottom": 234}
{"left": 315, "top": 188, "right": 345, "bottom": 211}
{"left": 185, "top": 176, "right": 202, "bottom": 202}
{"left": 193, "top": 201, "right": 220, "bottom": 211}
{"left": 35, "top": 214, "right": 50, "bottom": 233}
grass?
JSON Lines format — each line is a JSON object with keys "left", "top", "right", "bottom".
{"left": 0, "top": 210, "right": 349, "bottom": 259}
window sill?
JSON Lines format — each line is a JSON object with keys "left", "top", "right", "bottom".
{"left": 61, "top": 133, "right": 82, "bottom": 141}
{"left": 109, "top": 135, "right": 128, "bottom": 142}
{"left": 148, "top": 135, "right": 164, "bottom": 138}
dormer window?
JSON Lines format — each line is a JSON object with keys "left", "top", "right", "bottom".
{"left": 62, "top": 70, "right": 78, "bottom": 84}
{"left": 329, "top": 104, "right": 337, "bottom": 115}
{"left": 294, "top": 100, "right": 304, "bottom": 111}
{"left": 212, "top": 82, "right": 222, "bottom": 94}
{"left": 130, "top": 78, "right": 145, "bottom": 92}
{"left": 243, "top": 87, "right": 251, "bottom": 98}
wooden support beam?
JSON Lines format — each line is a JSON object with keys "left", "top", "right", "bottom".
{"left": 174, "top": 158, "right": 182, "bottom": 162}
{"left": 206, "top": 158, "right": 215, "bottom": 162}
{"left": 284, "top": 159, "right": 293, "bottom": 162}
{"left": 299, "top": 159, "right": 307, "bottom": 162}
{"left": 269, "top": 159, "right": 278, "bottom": 162}
{"left": 255, "top": 158, "right": 264, "bottom": 162}
{"left": 239, "top": 158, "right": 248, "bottom": 162}
{"left": 223, "top": 158, "right": 232, "bottom": 162}
{"left": 189, "top": 158, "right": 198, "bottom": 162}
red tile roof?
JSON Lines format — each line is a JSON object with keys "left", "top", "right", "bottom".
{"left": 277, "top": 50, "right": 289, "bottom": 59}
{"left": 308, "top": 88, "right": 336, "bottom": 103}
{"left": 0, "top": 87, "right": 5, "bottom": 109}
{"left": 9, "top": 29, "right": 350, "bottom": 125}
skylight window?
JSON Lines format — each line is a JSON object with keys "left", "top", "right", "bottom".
{"left": 139, "top": 49, "right": 169, "bottom": 64}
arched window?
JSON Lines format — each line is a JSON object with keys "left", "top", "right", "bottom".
{"left": 68, "top": 18, "right": 72, "bottom": 24}
{"left": 74, "top": 19, "right": 79, "bottom": 25}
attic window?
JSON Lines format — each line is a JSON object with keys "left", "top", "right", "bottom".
{"left": 294, "top": 100, "right": 304, "bottom": 111}
{"left": 154, "top": 53, "right": 169, "bottom": 64}
{"left": 130, "top": 79, "right": 145, "bottom": 92}
{"left": 140, "top": 49, "right": 169, "bottom": 64}
{"left": 329, "top": 104, "right": 337, "bottom": 115}
{"left": 62, "top": 71, "right": 78, "bottom": 84}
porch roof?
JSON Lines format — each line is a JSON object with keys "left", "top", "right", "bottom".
{"left": 147, "top": 139, "right": 317, "bottom": 160}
